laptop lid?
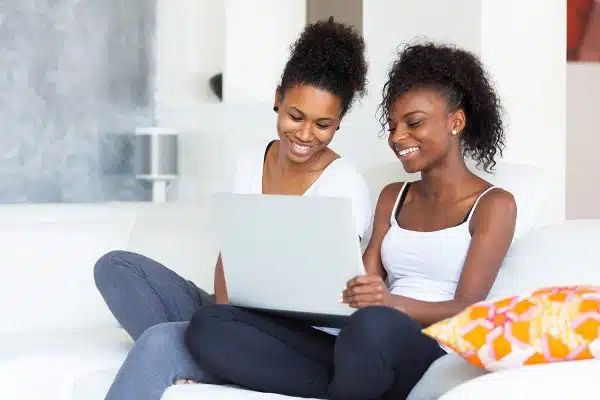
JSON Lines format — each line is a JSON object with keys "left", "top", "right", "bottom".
{"left": 213, "top": 193, "right": 364, "bottom": 326}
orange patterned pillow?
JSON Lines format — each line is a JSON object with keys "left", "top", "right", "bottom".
{"left": 422, "top": 285, "right": 600, "bottom": 371}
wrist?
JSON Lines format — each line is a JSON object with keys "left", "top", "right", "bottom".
{"left": 386, "top": 294, "right": 406, "bottom": 313}
{"left": 384, "top": 292, "right": 396, "bottom": 308}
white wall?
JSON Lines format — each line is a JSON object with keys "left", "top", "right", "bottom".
{"left": 567, "top": 64, "right": 600, "bottom": 219}
{"left": 223, "top": 0, "right": 306, "bottom": 103}
{"left": 363, "top": 0, "right": 482, "bottom": 104}
{"left": 155, "top": 0, "right": 224, "bottom": 108}
{"left": 155, "top": 0, "right": 567, "bottom": 226}
{"left": 154, "top": 0, "right": 306, "bottom": 105}
{"left": 480, "top": 0, "right": 566, "bottom": 224}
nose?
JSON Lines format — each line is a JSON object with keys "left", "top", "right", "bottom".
{"left": 389, "top": 128, "right": 409, "bottom": 144}
{"left": 295, "top": 122, "right": 313, "bottom": 142}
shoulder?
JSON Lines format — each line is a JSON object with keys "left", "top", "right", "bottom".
{"left": 476, "top": 187, "right": 517, "bottom": 216}
{"left": 376, "top": 182, "right": 405, "bottom": 212}
{"left": 379, "top": 182, "right": 404, "bottom": 201}
{"left": 471, "top": 187, "right": 517, "bottom": 231}
{"left": 316, "top": 157, "right": 369, "bottom": 197}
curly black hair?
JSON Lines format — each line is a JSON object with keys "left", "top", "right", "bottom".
{"left": 378, "top": 42, "right": 505, "bottom": 172}
{"left": 279, "top": 17, "right": 368, "bottom": 116}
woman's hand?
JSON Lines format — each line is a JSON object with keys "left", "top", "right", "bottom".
{"left": 342, "top": 274, "right": 392, "bottom": 309}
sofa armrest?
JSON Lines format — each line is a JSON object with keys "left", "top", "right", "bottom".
{"left": 438, "top": 360, "right": 600, "bottom": 399}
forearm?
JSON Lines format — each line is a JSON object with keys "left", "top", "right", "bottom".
{"left": 213, "top": 254, "right": 228, "bottom": 304}
{"left": 388, "top": 295, "right": 472, "bottom": 327}
{"left": 362, "top": 247, "right": 387, "bottom": 278}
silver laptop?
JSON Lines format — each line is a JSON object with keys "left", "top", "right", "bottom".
{"left": 213, "top": 193, "right": 365, "bottom": 327}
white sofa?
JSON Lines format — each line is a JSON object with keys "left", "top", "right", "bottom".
{"left": 1, "top": 162, "right": 599, "bottom": 399}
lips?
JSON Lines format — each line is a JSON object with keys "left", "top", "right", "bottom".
{"left": 398, "top": 146, "right": 419, "bottom": 156}
{"left": 394, "top": 144, "right": 420, "bottom": 160}
{"left": 288, "top": 138, "right": 316, "bottom": 156}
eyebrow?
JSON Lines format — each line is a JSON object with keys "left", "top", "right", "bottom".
{"left": 402, "top": 110, "right": 425, "bottom": 118}
{"left": 289, "top": 106, "right": 335, "bottom": 122}
{"left": 387, "top": 110, "right": 425, "bottom": 123}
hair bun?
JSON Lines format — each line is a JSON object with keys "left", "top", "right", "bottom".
{"left": 278, "top": 17, "right": 368, "bottom": 115}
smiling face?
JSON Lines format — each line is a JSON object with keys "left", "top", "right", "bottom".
{"left": 387, "top": 87, "right": 466, "bottom": 173}
{"left": 274, "top": 85, "right": 342, "bottom": 164}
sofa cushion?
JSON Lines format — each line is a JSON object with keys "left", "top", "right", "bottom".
{"left": 0, "top": 327, "right": 131, "bottom": 399}
{"left": 437, "top": 359, "right": 600, "bottom": 400}
{"left": 72, "top": 353, "right": 486, "bottom": 400}
{"left": 72, "top": 369, "right": 116, "bottom": 400}
{"left": 72, "top": 368, "right": 321, "bottom": 400}
{"left": 163, "top": 383, "right": 319, "bottom": 399}
{"left": 406, "top": 353, "right": 486, "bottom": 400}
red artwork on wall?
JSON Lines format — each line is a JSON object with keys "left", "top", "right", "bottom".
{"left": 568, "top": 0, "right": 600, "bottom": 62}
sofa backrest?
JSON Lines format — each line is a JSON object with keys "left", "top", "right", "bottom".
{"left": 126, "top": 202, "right": 219, "bottom": 288}
{"left": 0, "top": 202, "right": 219, "bottom": 335}
{"left": 469, "top": 161, "right": 553, "bottom": 240}
{"left": 0, "top": 204, "right": 137, "bottom": 334}
{"left": 489, "top": 219, "right": 600, "bottom": 300}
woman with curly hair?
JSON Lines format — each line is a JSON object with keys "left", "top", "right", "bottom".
{"left": 185, "top": 41, "right": 517, "bottom": 400}
{"left": 95, "top": 17, "right": 370, "bottom": 400}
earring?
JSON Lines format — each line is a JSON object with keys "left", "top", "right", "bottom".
{"left": 451, "top": 129, "right": 458, "bottom": 135}
{"left": 336, "top": 126, "right": 340, "bottom": 131}
{"left": 273, "top": 106, "right": 279, "bottom": 112}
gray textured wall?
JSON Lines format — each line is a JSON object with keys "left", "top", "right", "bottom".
{"left": 0, "top": 0, "right": 157, "bottom": 203}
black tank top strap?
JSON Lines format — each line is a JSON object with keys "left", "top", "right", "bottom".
{"left": 394, "top": 182, "right": 411, "bottom": 220}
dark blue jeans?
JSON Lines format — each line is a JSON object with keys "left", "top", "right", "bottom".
{"left": 185, "top": 305, "right": 445, "bottom": 400}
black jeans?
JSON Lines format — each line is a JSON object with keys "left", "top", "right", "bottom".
{"left": 185, "top": 305, "right": 445, "bottom": 400}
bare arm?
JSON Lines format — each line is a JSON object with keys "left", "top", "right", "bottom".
{"left": 214, "top": 253, "right": 228, "bottom": 304}
{"left": 387, "top": 189, "right": 517, "bottom": 326}
{"left": 362, "top": 183, "right": 403, "bottom": 277}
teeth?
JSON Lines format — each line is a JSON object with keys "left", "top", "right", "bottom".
{"left": 398, "top": 146, "right": 419, "bottom": 156}
{"left": 292, "top": 142, "right": 312, "bottom": 153}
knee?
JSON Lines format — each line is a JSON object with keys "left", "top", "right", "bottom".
{"left": 185, "top": 304, "right": 238, "bottom": 341}
{"left": 93, "top": 250, "right": 136, "bottom": 289}
{"left": 341, "top": 306, "right": 420, "bottom": 351}
{"left": 185, "top": 305, "right": 238, "bottom": 362}
{"left": 134, "top": 322, "right": 186, "bottom": 361}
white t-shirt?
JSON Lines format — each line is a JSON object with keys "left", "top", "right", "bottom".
{"left": 230, "top": 141, "right": 373, "bottom": 335}
{"left": 232, "top": 141, "right": 372, "bottom": 239}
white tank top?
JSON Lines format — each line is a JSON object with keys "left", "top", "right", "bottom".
{"left": 381, "top": 182, "right": 498, "bottom": 303}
